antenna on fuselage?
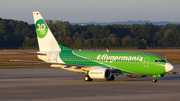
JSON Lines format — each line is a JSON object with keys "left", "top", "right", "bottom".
{"left": 106, "top": 49, "right": 109, "bottom": 52}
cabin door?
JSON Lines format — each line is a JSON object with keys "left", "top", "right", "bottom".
{"left": 143, "top": 57, "right": 149, "bottom": 67}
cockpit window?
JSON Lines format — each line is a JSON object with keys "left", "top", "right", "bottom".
{"left": 155, "top": 60, "right": 166, "bottom": 63}
{"left": 161, "top": 60, "right": 166, "bottom": 62}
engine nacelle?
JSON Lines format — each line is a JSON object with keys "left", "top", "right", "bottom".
{"left": 88, "top": 68, "right": 111, "bottom": 79}
{"left": 126, "top": 75, "right": 146, "bottom": 78}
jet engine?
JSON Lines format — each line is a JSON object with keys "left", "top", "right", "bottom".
{"left": 126, "top": 75, "right": 146, "bottom": 78}
{"left": 88, "top": 68, "right": 111, "bottom": 79}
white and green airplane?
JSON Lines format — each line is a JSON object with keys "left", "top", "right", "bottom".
{"left": 12, "top": 11, "right": 174, "bottom": 83}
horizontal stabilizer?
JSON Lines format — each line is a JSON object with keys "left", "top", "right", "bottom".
{"left": 4, "top": 50, "right": 46, "bottom": 55}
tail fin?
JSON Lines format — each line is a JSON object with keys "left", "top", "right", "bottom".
{"left": 33, "top": 11, "right": 61, "bottom": 52}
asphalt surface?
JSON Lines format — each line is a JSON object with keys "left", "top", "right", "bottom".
{"left": 0, "top": 65, "right": 180, "bottom": 101}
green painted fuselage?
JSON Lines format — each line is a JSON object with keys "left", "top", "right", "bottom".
{"left": 59, "top": 50, "right": 167, "bottom": 76}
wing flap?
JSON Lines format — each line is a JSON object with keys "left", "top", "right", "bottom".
{"left": 10, "top": 60, "right": 95, "bottom": 67}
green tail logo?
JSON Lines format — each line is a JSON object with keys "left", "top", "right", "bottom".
{"left": 35, "top": 19, "right": 48, "bottom": 38}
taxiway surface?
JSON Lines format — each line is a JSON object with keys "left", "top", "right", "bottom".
{"left": 0, "top": 65, "right": 180, "bottom": 101}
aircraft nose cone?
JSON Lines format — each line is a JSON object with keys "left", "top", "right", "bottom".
{"left": 165, "top": 62, "right": 174, "bottom": 72}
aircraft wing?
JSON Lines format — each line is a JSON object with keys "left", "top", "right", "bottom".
{"left": 10, "top": 59, "right": 116, "bottom": 73}
{"left": 10, "top": 60, "right": 99, "bottom": 68}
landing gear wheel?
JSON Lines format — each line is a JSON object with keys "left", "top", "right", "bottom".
{"left": 106, "top": 75, "right": 115, "bottom": 81}
{"left": 84, "top": 75, "right": 93, "bottom": 81}
{"left": 152, "top": 78, "right": 157, "bottom": 83}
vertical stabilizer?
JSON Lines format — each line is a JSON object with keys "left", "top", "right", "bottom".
{"left": 33, "top": 11, "right": 61, "bottom": 52}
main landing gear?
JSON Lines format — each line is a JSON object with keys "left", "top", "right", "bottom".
{"left": 84, "top": 75, "right": 93, "bottom": 81}
{"left": 152, "top": 78, "right": 157, "bottom": 83}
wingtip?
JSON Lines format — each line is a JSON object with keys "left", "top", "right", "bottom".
{"left": 10, "top": 60, "right": 19, "bottom": 62}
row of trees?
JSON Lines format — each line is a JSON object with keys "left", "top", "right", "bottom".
{"left": 1, "top": 17, "right": 180, "bottom": 49}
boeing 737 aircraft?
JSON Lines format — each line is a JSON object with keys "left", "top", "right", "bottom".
{"left": 12, "top": 11, "right": 174, "bottom": 83}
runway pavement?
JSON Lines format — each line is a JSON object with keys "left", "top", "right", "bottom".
{"left": 0, "top": 65, "right": 180, "bottom": 101}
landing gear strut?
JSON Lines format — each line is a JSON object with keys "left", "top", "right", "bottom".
{"left": 152, "top": 78, "right": 157, "bottom": 83}
{"left": 106, "top": 75, "right": 115, "bottom": 81}
{"left": 84, "top": 75, "right": 93, "bottom": 81}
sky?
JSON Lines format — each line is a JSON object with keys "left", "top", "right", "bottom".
{"left": 1, "top": 0, "right": 180, "bottom": 24}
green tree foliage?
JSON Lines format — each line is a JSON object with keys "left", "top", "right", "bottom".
{"left": 1, "top": 17, "right": 180, "bottom": 49}
{"left": 122, "top": 36, "right": 133, "bottom": 47}
{"left": 0, "top": 18, "right": 37, "bottom": 48}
